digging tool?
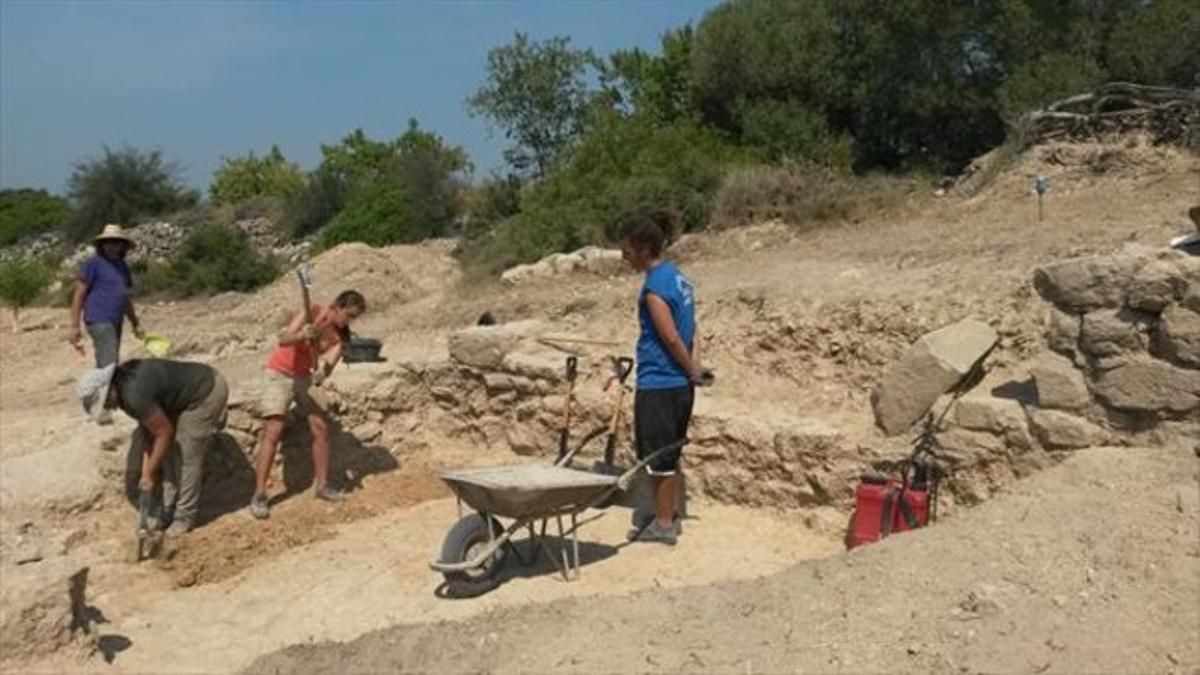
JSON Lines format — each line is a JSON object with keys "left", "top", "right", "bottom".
{"left": 537, "top": 335, "right": 622, "bottom": 348}
{"left": 602, "top": 357, "right": 635, "bottom": 466}
{"left": 295, "top": 262, "right": 319, "bottom": 376}
{"left": 556, "top": 356, "right": 578, "bottom": 462}
{"left": 135, "top": 493, "right": 163, "bottom": 562}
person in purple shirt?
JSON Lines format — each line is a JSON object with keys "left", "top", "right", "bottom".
{"left": 69, "top": 224, "right": 145, "bottom": 376}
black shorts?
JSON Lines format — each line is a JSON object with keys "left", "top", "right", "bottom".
{"left": 634, "top": 386, "right": 694, "bottom": 476}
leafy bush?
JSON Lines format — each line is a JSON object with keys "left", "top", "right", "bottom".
{"left": 319, "top": 183, "right": 416, "bottom": 248}
{"left": 133, "top": 224, "right": 278, "bottom": 297}
{"left": 464, "top": 174, "right": 523, "bottom": 238}
{"left": 67, "top": 146, "right": 199, "bottom": 241}
{"left": 0, "top": 189, "right": 72, "bottom": 246}
{"left": 283, "top": 169, "right": 348, "bottom": 239}
{"left": 209, "top": 146, "right": 305, "bottom": 206}
{"left": 0, "top": 257, "right": 55, "bottom": 329}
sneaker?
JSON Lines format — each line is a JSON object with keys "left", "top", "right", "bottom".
{"left": 634, "top": 520, "right": 678, "bottom": 546}
{"left": 313, "top": 485, "right": 345, "bottom": 503}
{"left": 627, "top": 512, "right": 682, "bottom": 542}
{"left": 250, "top": 493, "right": 270, "bottom": 520}
{"left": 164, "top": 520, "right": 191, "bottom": 537}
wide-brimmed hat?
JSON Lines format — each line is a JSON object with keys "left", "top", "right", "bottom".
{"left": 94, "top": 224, "right": 136, "bottom": 249}
{"left": 77, "top": 364, "right": 116, "bottom": 421}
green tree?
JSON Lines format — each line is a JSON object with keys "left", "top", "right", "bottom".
{"left": 319, "top": 183, "right": 416, "bottom": 247}
{"left": 1106, "top": 0, "right": 1200, "bottom": 87}
{"left": 67, "top": 146, "right": 198, "bottom": 240}
{"left": 209, "top": 145, "right": 305, "bottom": 205}
{"left": 0, "top": 257, "right": 54, "bottom": 331}
{"left": 997, "top": 52, "right": 1106, "bottom": 121}
{"left": 468, "top": 33, "right": 600, "bottom": 177}
{"left": 0, "top": 189, "right": 73, "bottom": 246}
{"left": 604, "top": 26, "right": 696, "bottom": 126}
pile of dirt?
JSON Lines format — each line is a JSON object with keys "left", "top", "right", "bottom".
{"left": 228, "top": 240, "right": 458, "bottom": 328}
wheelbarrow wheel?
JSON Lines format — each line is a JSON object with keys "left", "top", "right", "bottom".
{"left": 440, "top": 513, "right": 506, "bottom": 598}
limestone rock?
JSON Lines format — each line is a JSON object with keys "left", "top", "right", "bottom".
{"left": 0, "top": 558, "right": 94, "bottom": 661}
{"left": 1079, "top": 308, "right": 1151, "bottom": 357}
{"left": 1092, "top": 358, "right": 1200, "bottom": 414}
{"left": 1030, "top": 352, "right": 1090, "bottom": 411}
{"left": 1046, "top": 308, "right": 1081, "bottom": 356}
{"left": 1033, "top": 255, "right": 1137, "bottom": 314}
{"left": 1029, "top": 409, "right": 1107, "bottom": 449}
{"left": 447, "top": 320, "right": 540, "bottom": 369}
{"left": 1183, "top": 283, "right": 1200, "bottom": 313}
{"left": 949, "top": 395, "right": 1035, "bottom": 451}
{"left": 1126, "top": 259, "right": 1188, "bottom": 312}
{"left": 1152, "top": 304, "right": 1200, "bottom": 368}
{"left": 871, "top": 319, "right": 999, "bottom": 435}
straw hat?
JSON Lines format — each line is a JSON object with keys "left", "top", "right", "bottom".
{"left": 95, "top": 223, "right": 136, "bottom": 248}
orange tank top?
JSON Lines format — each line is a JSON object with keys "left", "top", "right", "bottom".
{"left": 266, "top": 306, "right": 345, "bottom": 377}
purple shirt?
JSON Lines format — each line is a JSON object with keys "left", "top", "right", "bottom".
{"left": 80, "top": 255, "right": 132, "bottom": 325}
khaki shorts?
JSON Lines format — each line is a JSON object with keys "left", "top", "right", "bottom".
{"left": 260, "top": 369, "right": 325, "bottom": 418}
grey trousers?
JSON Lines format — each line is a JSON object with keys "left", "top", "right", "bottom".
{"left": 86, "top": 322, "right": 121, "bottom": 368}
{"left": 161, "top": 373, "right": 229, "bottom": 527}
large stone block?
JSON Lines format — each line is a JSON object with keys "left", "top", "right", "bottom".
{"left": 447, "top": 320, "right": 541, "bottom": 370}
{"left": 1152, "top": 304, "right": 1200, "bottom": 368}
{"left": 1092, "top": 357, "right": 1200, "bottom": 414}
{"left": 1033, "top": 255, "right": 1137, "bottom": 314}
{"left": 871, "top": 318, "right": 998, "bottom": 435}
{"left": 1079, "top": 308, "right": 1152, "bottom": 358}
{"left": 950, "top": 395, "right": 1035, "bottom": 451}
{"left": 1030, "top": 352, "right": 1090, "bottom": 411}
{"left": 1029, "top": 409, "right": 1107, "bottom": 449}
{"left": 1045, "top": 308, "right": 1081, "bottom": 356}
{"left": 1126, "top": 259, "right": 1188, "bottom": 312}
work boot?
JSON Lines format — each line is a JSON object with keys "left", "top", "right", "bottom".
{"left": 164, "top": 520, "right": 191, "bottom": 537}
{"left": 249, "top": 492, "right": 270, "bottom": 520}
{"left": 633, "top": 519, "right": 678, "bottom": 546}
{"left": 313, "top": 485, "right": 345, "bottom": 503}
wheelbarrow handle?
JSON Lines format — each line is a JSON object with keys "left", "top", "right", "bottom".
{"left": 616, "top": 438, "right": 688, "bottom": 491}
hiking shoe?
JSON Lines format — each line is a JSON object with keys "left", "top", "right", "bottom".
{"left": 164, "top": 520, "right": 191, "bottom": 537}
{"left": 250, "top": 493, "right": 270, "bottom": 520}
{"left": 634, "top": 520, "right": 678, "bottom": 546}
{"left": 627, "top": 513, "right": 682, "bottom": 541}
{"left": 313, "top": 485, "right": 345, "bottom": 503}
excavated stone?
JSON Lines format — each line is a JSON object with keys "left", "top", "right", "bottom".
{"left": 1029, "top": 409, "right": 1107, "bottom": 449}
{"left": 1079, "top": 308, "right": 1152, "bottom": 358}
{"left": 1033, "top": 255, "right": 1137, "bottom": 314}
{"left": 871, "top": 319, "right": 998, "bottom": 435}
{"left": 1092, "top": 357, "right": 1200, "bottom": 414}
{"left": 1030, "top": 352, "right": 1091, "bottom": 411}
{"left": 1152, "top": 304, "right": 1200, "bottom": 368}
{"left": 1045, "top": 308, "right": 1081, "bottom": 356}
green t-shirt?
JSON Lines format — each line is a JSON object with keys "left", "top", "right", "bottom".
{"left": 114, "top": 359, "right": 215, "bottom": 423}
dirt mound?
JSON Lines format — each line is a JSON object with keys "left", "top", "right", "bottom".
{"left": 229, "top": 240, "right": 458, "bottom": 328}
{"left": 247, "top": 446, "right": 1199, "bottom": 674}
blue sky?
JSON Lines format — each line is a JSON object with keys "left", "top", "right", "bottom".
{"left": 0, "top": 0, "right": 719, "bottom": 195}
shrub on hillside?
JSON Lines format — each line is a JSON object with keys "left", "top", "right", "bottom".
{"left": 134, "top": 224, "right": 278, "bottom": 297}
{"left": 67, "top": 146, "right": 198, "bottom": 241}
{"left": 0, "top": 257, "right": 54, "bottom": 331}
{"left": 318, "top": 183, "right": 417, "bottom": 248}
{"left": 0, "top": 189, "right": 72, "bottom": 247}
{"left": 710, "top": 164, "right": 924, "bottom": 230}
{"left": 460, "top": 114, "right": 738, "bottom": 276}
{"left": 209, "top": 146, "right": 305, "bottom": 206}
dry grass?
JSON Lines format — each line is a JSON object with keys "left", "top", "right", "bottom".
{"left": 710, "top": 164, "right": 929, "bottom": 231}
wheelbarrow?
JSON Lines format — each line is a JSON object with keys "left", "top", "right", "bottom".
{"left": 430, "top": 438, "right": 685, "bottom": 598}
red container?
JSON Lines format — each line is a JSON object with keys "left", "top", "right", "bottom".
{"left": 847, "top": 478, "right": 930, "bottom": 549}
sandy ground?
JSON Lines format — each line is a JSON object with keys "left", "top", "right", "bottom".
{"left": 249, "top": 446, "right": 1200, "bottom": 675}
{"left": 16, "top": 497, "right": 839, "bottom": 674}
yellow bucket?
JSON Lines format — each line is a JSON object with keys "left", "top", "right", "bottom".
{"left": 142, "top": 332, "right": 171, "bottom": 358}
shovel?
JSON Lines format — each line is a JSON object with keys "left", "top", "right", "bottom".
{"left": 556, "top": 356, "right": 578, "bottom": 462}
{"left": 135, "top": 490, "right": 163, "bottom": 562}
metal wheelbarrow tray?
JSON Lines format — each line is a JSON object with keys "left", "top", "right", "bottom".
{"left": 430, "top": 439, "right": 683, "bottom": 598}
